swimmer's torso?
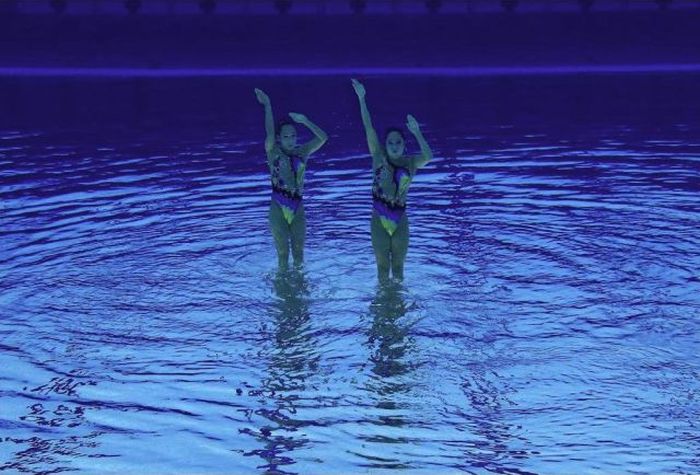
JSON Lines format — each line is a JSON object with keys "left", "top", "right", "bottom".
{"left": 372, "top": 156, "right": 412, "bottom": 207}
{"left": 269, "top": 145, "right": 307, "bottom": 196}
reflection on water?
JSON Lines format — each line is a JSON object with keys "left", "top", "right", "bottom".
{"left": 242, "top": 268, "right": 315, "bottom": 474}
{"left": 1, "top": 358, "right": 110, "bottom": 474}
{"left": 366, "top": 280, "right": 415, "bottom": 405}
{"left": 358, "top": 281, "right": 417, "bottom": 469}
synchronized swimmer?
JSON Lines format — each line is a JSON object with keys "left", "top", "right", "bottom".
{"left": 255, "top": 87, "right": 328, "bottom": 271}
{"left": 255, "top": 79, "right": 433, "bottom": 281}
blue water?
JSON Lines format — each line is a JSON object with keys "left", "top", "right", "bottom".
{"left": 1, "top": 75, "right": 699, "bottom": 474}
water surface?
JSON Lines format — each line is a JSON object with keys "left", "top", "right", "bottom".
{"left": 1, "top": 74, "right": 699, "bottom": 474}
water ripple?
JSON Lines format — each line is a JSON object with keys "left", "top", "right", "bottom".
{"left": 1, "top": 115, "right": 699, "bottom": 474}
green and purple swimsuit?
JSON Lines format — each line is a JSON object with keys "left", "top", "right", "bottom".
{"left": 372, "top": 160, "right": 412, "bottom": 236}
{"left": 270, "top": 149, "right": 306, "bottom": 225}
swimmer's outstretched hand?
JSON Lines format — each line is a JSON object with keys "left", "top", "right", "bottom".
{"left": 351, "top": 78, "right": 366, "bottom": 99}
{"left": 254, "top": 88, "right": 270, "bottom": 105}
{"left": 406, "top": 114, "right": 420, "bottom": 134}
{"left": 288, "top": 112, "right": 308, "bottom": 124}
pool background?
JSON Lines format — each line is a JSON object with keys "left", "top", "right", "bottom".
{"left": 1, "top": 73, "right": 699, "bottom": 473}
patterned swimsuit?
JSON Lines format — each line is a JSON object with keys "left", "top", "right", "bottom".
{"left": 372, "top": 160, "right": 411, "bottom": 236}
{"left": 271, "top": 150, "right": 305, "bottom": 225}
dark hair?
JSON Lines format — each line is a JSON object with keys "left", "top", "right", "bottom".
{"left": 276, "top": 120, "right": 295, "bottom": 135}
{"left": 384, "top": 127, "right": 406, "bottom": 142}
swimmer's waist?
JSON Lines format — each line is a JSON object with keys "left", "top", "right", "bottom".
{"left": 272, "top": 183, "right": 302, "bottom": 201}
{"left": 372, "top": 190, "right": 406, "bottom": 210}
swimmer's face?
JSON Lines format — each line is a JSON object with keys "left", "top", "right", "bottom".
{"left": 385, "top": 131, "right": 405, "bottom": 160}
{"left": 277, "top": 124, "right": 297, "bottom": 153}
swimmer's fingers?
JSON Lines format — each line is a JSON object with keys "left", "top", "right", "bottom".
{"left": 254, "top": 88, "right": 270, "bottom": 104}
{"left": 288, "top": 112, "right": 307, "bottom": 123}
{"left": 351, "top": 78, "right": 366, "bottom": 98}
{"left": 406, "top": 114, "right": 420, "bottom": 132}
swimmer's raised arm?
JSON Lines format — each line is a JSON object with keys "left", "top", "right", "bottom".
{"left": 352, "top": 79, "right": 384, "bottom": 167}
{"left": 406, "top": 114, "right": 433, "bottom": 172}
{"left": 289, "top": 112, "right": 328, "bottom": 157}
{"left": 254, "top": 88, "right": 276, "bottom": 155}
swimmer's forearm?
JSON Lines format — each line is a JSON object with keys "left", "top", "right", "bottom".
{"left": 358, "top": 97, "right": 374, "bottom": 134}
{"left": 263, "top": 103, "right": 275, "bottom": 142}
{"left": 358, "top": 97, "right": 380, "bottom": 153}
{"left": 301, "top": 118, "right": 328, "bottom": 142}
{"left": 413, "top": 129, "right": 433, "bottom": 165}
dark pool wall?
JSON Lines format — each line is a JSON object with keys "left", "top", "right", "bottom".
{"left": 1, "top": 7, "right": 699, "bottom": 69}
{"left": 2, "top": 74, "right": 700, "bottom": 133}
